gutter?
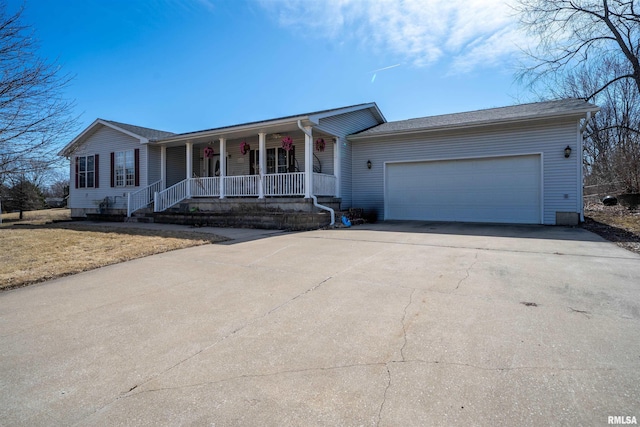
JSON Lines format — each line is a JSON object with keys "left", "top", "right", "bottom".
{"left": 297, "top": 120, "right": 335, "bottom": 226}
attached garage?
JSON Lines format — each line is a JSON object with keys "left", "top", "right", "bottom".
{"left": 347, "top": 99, "right": 600, "bottom": 225}
{"left": 384, "top": 154, "right": 542, "bottom": 224}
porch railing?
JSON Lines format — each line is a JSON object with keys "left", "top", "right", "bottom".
{"left": 224, "top": 175, "right": 259, "bottom": 197}
{"left": 190, "top": 177, "right": 220, "bottom": 197}
{"left": 154, "top": 172, "right": 337, "bottom": 212}
{"left": 154, "top": 179, "right": 189, "bottom": 212}
{"left": 313, "top": 173, "right": 336, "bottom": 196}
{"left": 127, "top": 179, "right": 163, "bottom": 217}
{"left": 263, "top": 172, "right": 305, "bottom": 196}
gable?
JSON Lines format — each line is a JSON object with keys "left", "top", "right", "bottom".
{"left": 59, "top": 119, "right": 152, "bottom": 157}
{"left": 68, "top": 125, "right": 142, "bottom": 157}
{"left": 316, "top": 108, "right": 383, "bottom": 136}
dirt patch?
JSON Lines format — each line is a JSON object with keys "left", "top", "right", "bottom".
{"left": 583, "top": 202, "right": 640, "bottom": 255}
{"left": 0, "top": 209, "right": 228, "bottom": 290}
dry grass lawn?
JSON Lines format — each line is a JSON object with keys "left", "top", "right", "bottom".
{"left": 583, "top": 202, "right": 640, "bottom": 255}
{"left": 1, "top": 209, "right": 227, "bottom": 290}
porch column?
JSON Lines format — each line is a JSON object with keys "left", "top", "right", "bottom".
{"left": 334, "top": 137, "right": 341, "bottom": 198}
{"left": 258, "top": 132, "right": 266, "bottom": 199}
{"left": 186, "top": 142, "right": 193, "bottom": 197}
{"left": 304, "top": 126, "right": 313, "bottom": 198}
{"left": 160, "top": 145, "right": 167, "bottom": 189}
{"left": 219, "top": 137, "right": 226, "bottom": 199}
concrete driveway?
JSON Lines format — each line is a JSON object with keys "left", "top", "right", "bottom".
{"left": 1, "top": 223, "right": 639, "bottom": 426}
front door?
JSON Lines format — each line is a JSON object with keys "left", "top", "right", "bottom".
{"left": 201, "top": 154, "right": 220, "bottom": 177}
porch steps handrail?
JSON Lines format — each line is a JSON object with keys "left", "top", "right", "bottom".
{"left": 154, "top": 179, "right": 189, "bottom": 212}
{"left": 127, "top": 179, "right": 164, "bottom": 217}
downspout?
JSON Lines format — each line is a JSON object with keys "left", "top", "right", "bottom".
{"left": 297, "top": 120, "right": 335, "bottom": 226}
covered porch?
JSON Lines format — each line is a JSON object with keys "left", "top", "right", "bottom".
{"left": 128, "top": 119, "right": 343, "bottom": 216}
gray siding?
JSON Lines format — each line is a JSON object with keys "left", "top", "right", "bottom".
{"left": 166, "top": 146, "right": 186, "bottom": 186}
{"left": 350, "top": 117, "right": 581, "bottom": 225}
{"left": 311, "top": 136, "right": 334, "bottom": 175}
{"left": 316, "top": 109, "right": 381, "bottom": 207}
{"left": 316, "top": 109, "right": 380, "bottom": 135}
{"left": 340, "top": 138, "right": 353, "bottom": 206}
{"left": 67, "top": 125, "right": 147, "bottom": 214}
{"left": 148, "top": 145, "right": 162, "bottom": 184}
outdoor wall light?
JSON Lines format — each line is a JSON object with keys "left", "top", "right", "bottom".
{"left": 367, "top": 160, "right": 372, "bottom": 169}
{"left": 564, "top": 145, "right": 572, "bottom": 158}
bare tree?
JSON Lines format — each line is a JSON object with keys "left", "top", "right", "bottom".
{"left": 518, "top": 0, "right": 640, "bottom": 194}
{"left": 544, "top": 59, "right": 640, "bottom": 193}
{"left": 517, "top": 0, "right": 640, "bottom": 99}
{"left": 0, "top": 1, "right": 78, "bottom": 186}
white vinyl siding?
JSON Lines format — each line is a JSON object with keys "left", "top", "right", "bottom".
{"left": 351, "top": 117, "right": 581, "bottom": 225}
{"left": 67, "top": 125, "right": 147, "bottom": 215}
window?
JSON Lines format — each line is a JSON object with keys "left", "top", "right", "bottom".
{"left": 114, "top": 150, "right": 135, "bottom": 186}
{"left": 266, "top": 147, "right": 295, "bottom": 174}
{"left": 75, "top": 155, "right": 98, "bottom": 188}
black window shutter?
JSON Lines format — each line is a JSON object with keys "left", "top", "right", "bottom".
{"left": 134, "top": 148, "right": 140, "bottom": 186}
{"left": 110, "top": 152, "right": 115, "bottom": 187}
{"left": 94, "top": 154, "right": 99, "bottom": 188}
{"left": 75, "top": 157, "right": 79, "bottom": 188}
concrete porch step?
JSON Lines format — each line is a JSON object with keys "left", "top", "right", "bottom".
{"left": 152, "top": 211, "right": 331, "bottom": 231}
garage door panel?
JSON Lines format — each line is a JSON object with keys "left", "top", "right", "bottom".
{"left": 385, "top": 155, "right": 541, "bottom": 224}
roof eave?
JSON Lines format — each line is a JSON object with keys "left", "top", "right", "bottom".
{"left": 156, "top": 116, "right": 317, "bottom": 144}
{"left": 348, "top": 107, "right": 600, "bottom": 141}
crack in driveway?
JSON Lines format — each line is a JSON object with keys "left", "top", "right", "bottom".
{"left": 103, "top": 273, "right": 337, "bottom": 411}
{"left": 455, "top": 252, "right": 479, "bottom": 290}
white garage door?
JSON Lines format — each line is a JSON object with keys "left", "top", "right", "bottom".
{"left": 385, "top": 154, "right": 541, "bottom": 224}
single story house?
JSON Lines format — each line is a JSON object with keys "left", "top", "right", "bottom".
{"left": 59, "top": 98, "right": 599, "bottom": 225}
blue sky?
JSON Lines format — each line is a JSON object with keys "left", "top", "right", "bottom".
{"left": 13, "top": 0, "right": 532, "bottom": 135}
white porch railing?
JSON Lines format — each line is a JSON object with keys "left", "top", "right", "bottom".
{"left": 154, "top": 179, "right": 189, "bottom": 212}
{"left": 263, "top": 172, "right": 305, "bottom": 196}
{"left": 127, "top": 179, "right": 163, "bottom": 217}
{"left": 313, "top": 173, "right": 336, "bottom": 196}
{"left": 190, "top": 177, "right": 220, "bottom": 197}
{"left": 153, "top": 172, "right": 337, "bottom": 212}
{"left": 224, "top": 175, "right": 259, "bottom": 197}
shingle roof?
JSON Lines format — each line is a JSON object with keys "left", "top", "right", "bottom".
{"left": 104, "top": 120, "right": 175, "bottom": 141}
{"left": 351, "top": 98, "right": 599, "bottom": 138}
{"left": 162, "top": 102, "right": 383, "bottom": 140}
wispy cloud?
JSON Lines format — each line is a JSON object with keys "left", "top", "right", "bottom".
{"left": 258, "top": 0, "right": 524, "bottom": 73}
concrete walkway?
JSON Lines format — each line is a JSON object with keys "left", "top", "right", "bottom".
{"left": 79, "top": 220, "right": 287, "bottom": 243}
{"left": 1, "top": 223, "right": 639, "bottom": 426}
